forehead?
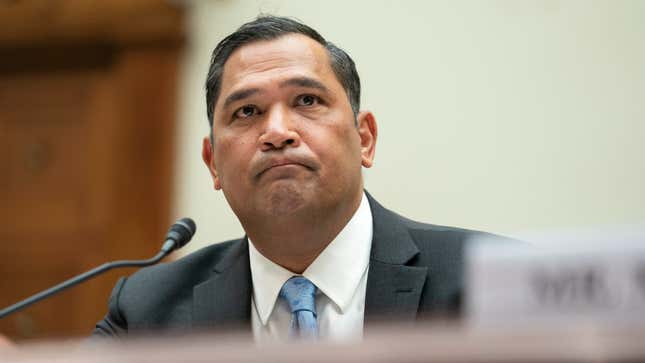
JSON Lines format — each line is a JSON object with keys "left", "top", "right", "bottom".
{"left": 219, "top": 34, "right": 338, "bottom": 96}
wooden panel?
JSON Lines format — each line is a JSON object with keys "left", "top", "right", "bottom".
{"left": 0, "top": 0, "right": 184, "bottom": 46}
{"left": 2, "top": 72, "right": 97, "bottom": 238}
{"left": 0, "top": 0, "right": 183, "bottom": 341}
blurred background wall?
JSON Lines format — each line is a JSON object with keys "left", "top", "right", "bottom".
{"left": 174, "top": 0, "right": 645, "bottom": 255}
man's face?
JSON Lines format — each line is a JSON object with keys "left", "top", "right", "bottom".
{"left": 203, "top": 34, "right": 376, "bottom": 224}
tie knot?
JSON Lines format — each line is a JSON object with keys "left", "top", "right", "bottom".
{"left": 279, "top": 276, "right": 317, "bottom": 316}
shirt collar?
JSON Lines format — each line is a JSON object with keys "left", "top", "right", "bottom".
{"left": 248, "top": 192, "right": 373, "bottom": 325}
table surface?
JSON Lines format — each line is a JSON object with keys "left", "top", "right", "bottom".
{"left": 2, "top": 321, "right": 644, "bottom": 363}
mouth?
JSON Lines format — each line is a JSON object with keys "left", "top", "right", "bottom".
{"left": 260, "top": 162, "right": 307, "bottom": 176}
{"left": 255, "top": 157, "right": 315, "bottom": 179}
{"left": 269, "top": 161, "right": 302, "bottom": 169}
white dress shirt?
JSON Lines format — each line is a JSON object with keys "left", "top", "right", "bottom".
{"left": 248, "top": 192, "right": 373, "bottom": 343}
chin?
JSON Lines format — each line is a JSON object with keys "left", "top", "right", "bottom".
{"left": 263, "top": 182, "right": 309, "bottom": 217}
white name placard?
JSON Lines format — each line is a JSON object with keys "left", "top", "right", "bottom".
{"left": 466, "top": 226, "right": 645, "bottom": 326}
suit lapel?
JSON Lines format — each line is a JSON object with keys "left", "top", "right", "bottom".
{"left": 364, "top": 192, "right": 428, "bottom": 323}
{"left": 193, "top": 239, "right": 252, "bottom": 330}
{"left": 190, "top": 193, "right": 428, "bottom": 329}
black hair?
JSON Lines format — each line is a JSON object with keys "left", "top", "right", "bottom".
{"left": 205, "top": 15, "right": 361, "bottom": 127}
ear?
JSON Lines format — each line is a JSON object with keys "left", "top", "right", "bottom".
{"left": 356, "top": 111, "right": 378, "bottom": 168}
{"left": 202, "top": 136, "right": 222, "bottom": 190}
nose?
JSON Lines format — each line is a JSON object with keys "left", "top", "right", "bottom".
{"left": 258, "top": 106, "right": 300, "bottom": 151}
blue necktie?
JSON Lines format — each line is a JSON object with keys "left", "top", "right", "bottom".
{"left": 279, "top": 276, "right": 318, "bottom": 340}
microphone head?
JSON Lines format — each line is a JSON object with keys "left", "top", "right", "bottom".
{"left": 165, "top": 217, "right": 196, "bottom": 250}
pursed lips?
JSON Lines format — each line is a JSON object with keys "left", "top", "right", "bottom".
{"left": 269, "top": 161, "right": 299, "bottom": 168}
{"left": 256, "top": 158, "right": 315, "bottom": 178}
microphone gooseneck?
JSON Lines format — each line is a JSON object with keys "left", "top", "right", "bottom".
{"left": 0, "top": 218, "right": 196, "bottom": 320}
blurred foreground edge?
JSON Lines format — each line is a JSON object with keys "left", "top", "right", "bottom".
{"left": 2, "top": 322, "right": 645, "bottom": 363}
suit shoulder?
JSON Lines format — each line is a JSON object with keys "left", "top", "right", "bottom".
{"left": 365, "top": 191, "right": 504, "bottom": 245}
{"left": 124, "top": 238, "right": 244, "bottom": 290}
{"left": 391, "top": 210, "right": 494, "bottom": 242}
{"left": 108, "top": 238, "right": 246, "bottom": 330}
{"left": 386, "top": 208, "right": 515, "bottom": 258}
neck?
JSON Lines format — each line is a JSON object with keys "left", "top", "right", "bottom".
{"left": 245, "top": 191, "right": 363, "bottom": 274}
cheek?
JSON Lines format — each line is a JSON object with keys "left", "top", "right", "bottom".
{"left": 214, "top": 135, "right": 255, "bottom": 176}
{"left": 309, "top": 125, "right": 362, "bottom": 166}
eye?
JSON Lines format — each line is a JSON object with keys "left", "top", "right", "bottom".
{"left": 295, "top": 94, "right": 319, "bottom": 107}
{"left": 233, "top": 105, "right": 259, "bottom": 119}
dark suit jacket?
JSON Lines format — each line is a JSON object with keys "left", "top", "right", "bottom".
{"left": 93, "top": 193, "right": 493, "bottom": 337}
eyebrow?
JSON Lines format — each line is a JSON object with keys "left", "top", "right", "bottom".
{"left": 222, "top": 88, "right": 261, "bottom": 110}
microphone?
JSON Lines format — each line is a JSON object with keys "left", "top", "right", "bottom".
{"left": 0, "top": 218, "right": 196, "bottom": 320}
{"left": 160, "top": 217, "right": 196, "bottom": 254}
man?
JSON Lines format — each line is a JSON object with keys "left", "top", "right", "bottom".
{"left": 93, "top": 15, "right": 492, "bottom": 341}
